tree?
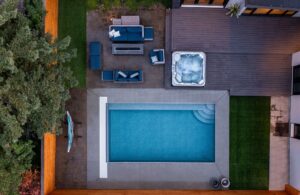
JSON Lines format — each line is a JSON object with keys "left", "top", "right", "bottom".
{"left": 0, "top": 0, "right": 78, "bottom": 194}
{"left": 24, "top": 0, "right": 45, "bottom": 34}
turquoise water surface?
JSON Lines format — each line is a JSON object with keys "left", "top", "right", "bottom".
{"left": 108, "top": 104, "right": 215, "bottom": 162}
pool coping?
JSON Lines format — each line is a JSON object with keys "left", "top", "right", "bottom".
{"left": 87, "top": 88, "right": 229, "bottom": 189}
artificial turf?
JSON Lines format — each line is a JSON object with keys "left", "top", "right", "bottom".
{"left": 58, "top": 0, "right": 86, "bottom": 87}
{"left": 230, "top": 96, "right": 270, "bottom": 190}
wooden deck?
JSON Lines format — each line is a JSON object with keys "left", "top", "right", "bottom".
{"left": 166, "top": 8, "right": 300, "bottom": 96}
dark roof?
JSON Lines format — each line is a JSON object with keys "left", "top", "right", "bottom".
{"left": 246, "top": 0, "right": 300, "bottom": 10}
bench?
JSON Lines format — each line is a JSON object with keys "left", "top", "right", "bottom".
{"left": 112, "top": 44, "right": 144, "bottom": 55}
{"left": 89, "top": 42, "right": 102, "bottom": 70}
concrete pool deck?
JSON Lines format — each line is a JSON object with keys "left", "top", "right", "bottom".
{"left": 87, "top": 88, "right": 229, "bottom": 189}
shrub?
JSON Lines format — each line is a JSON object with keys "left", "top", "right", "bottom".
{"left": 0, "top": 141, "right": 34, "bottom": 195}
{"left": 87, "top": 0, "right": 99, "bottom": 10}
{"left": 19, "top": 169, "right": 41, "bottom": 195}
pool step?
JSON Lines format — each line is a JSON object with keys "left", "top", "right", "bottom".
{"left": 193, "top": 105, "right": 215, "bottom": 124}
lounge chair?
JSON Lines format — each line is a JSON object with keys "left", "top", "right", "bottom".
{"left": 101, "top": 70, "right": 114, "bottom": 81}
{"left": 89, "top": 42, "right": 102, "bottom": 70}
{"left": 144, "top": 27, "right": 154, "bottom": 41}
{"left": 149, "top": 49, "right": 165, "bottom": 65}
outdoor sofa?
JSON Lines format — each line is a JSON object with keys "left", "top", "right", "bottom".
{"left": 109, "top": 25, "right": 154, "bottom": 42}
{"left": 109, "top": 25, "right": 144, "bottom": 42}
{"left": 101, "top": 70, "right": 143, "bottom": 83}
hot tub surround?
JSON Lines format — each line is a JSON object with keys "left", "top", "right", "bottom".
{"left": 172, "top": 51, "right": 206, "bottom": 87}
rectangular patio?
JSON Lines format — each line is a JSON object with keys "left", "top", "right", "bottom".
{"left": 87, "top": 7, "right": 166, "bottom": 88}
{"left": 165, "top": 7, "right": 300, "bottom": 96}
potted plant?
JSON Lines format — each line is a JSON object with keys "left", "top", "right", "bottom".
{"left": 225, "top": 0, "right": 246, "bottom": 18}
{"left": 226, "top": 3, "right": 241, "bottom": 18}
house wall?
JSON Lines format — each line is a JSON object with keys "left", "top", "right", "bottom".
{"left": 291, "top": 52, "right": 300, "bottom": 124}
{"left": 289, "top": 52, "right": 300, "bottom": 192}
{"left": 290, "top": 139, "right": 300, "bottom": 191}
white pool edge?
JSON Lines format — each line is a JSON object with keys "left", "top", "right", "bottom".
{"left": 99, "top": 97, "right": 108, "bottom": 178}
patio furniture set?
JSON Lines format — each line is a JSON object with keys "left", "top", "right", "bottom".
{"left": 88, "top": 16, "right": 165, "bottom": 83}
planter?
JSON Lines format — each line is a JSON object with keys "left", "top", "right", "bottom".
{"left": 220, "top": 177, "right": 231, "bottom": 189}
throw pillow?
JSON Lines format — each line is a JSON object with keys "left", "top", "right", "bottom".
{"left": 118, "top": 71, "right": 127, "bottom": 78}
{"left": 151, "top": 56, "right": 158, "bottom": 63}
{"left": 130, "top": 72, "right": 139, "bottom": 78}
{"left": 109, "top": 29, "right": 115, "bottom": 38}
{"left": 113, "top": 31, "right": 121, "bottom": 38}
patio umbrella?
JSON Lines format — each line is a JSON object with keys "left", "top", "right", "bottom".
{"left": 66, "top": 111, "right": 74, "bottom": 153}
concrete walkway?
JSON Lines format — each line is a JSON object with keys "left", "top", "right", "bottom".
{"left": 269, "top": 97, "right": 289, "bottom": 190}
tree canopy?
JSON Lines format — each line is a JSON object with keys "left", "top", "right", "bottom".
{"left": 0, "top": 0, "right": 77, "bottom": 194}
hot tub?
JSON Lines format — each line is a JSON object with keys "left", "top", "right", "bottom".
{"left": 172, "top": 51, "right": 206, "bottom": 87}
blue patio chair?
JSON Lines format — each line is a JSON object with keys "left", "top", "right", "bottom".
{"left": 89, "top": 42, "right": 102, "bottom": 70}
{"left": 101, "top": 70, "right": 114, "bottom": 81}
{"left": 144, "top": 27, "right": 154, "bottom": 41}
{"left": 149, "top": 49, "right": 165, "bottom": 65}
{"left": 66, "top": 111, "right": 74, "bottom": 153}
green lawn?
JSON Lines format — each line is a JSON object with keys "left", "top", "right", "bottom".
{"left": 58, "top": 0, "right": 86, "bottom": 87}
{"left": 230, "top": 96, "right": 270, "bottom": 190}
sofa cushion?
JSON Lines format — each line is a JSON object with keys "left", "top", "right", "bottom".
{"left": 126, "top": 27, "right": 142, "bottom": 33}
{"left": 144, "top": 27, "right": 154, "bottom": 40}
{"left": 111, "top": 26, "right": 126, "bottom": 33}
{"left": 89, "top": 55, "right": 100, "bottom": 70}
{"left": 127, "top": 32, "right": 143, "bottom": 42}
{"left": 157, "top": 51, "right": 164, "bottom": 61}
{"left": 112, "top": 33, "right": 128, "bottom": 41}
{"left": 89, "top": 42, "right": 100, "bottom": 55}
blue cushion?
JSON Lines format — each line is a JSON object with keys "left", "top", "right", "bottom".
{"left": 127, "top": 33, "right": 143, "bottom": 42}
{"left": 149, "top": 50, "right": 156, "bottom": 57}
{"left": 102, "top": 71, "right": 114, "bottom": 81}
{"left": 144, "top": 27, "right": 154, "bottom": 40}
{"left": 112, "top": 33, "right": 128, "bottom": 41}
{"left": 89, "top": 55, "right": 100, "bottom": 70}
{"left": 157, "top": 51, "right": 164, "bottom": 61}
{"left": 89, "top": 42, "right": 100, "bottom": 55}
{"left": 111, "top": 26, "right": 126, "bottom": 33}
{"left": 126, "top": 27, "right": 142, "bottom": 33}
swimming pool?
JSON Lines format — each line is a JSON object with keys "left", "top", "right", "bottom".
{"left": 108, "top": 103, "right": 215, "bottom": 162}
{"left": 172, "top": 51, "right": 206, "bottom": 87}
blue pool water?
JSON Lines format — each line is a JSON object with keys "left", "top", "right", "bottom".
{"left": 108, "top": 104, "right": 215, "bottom": 162}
